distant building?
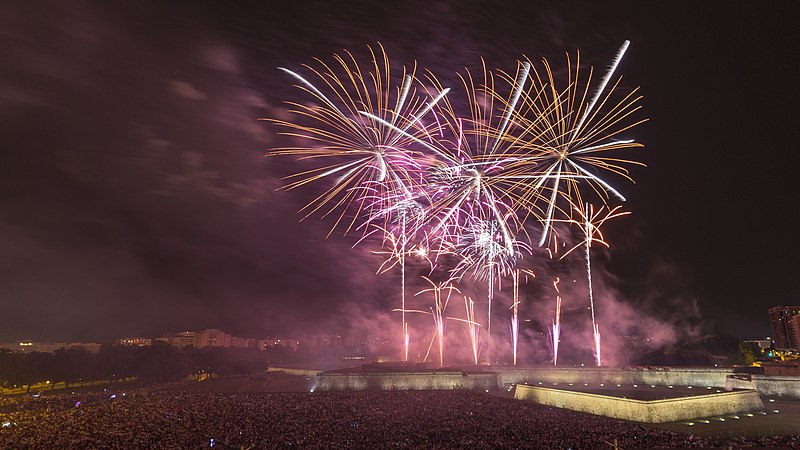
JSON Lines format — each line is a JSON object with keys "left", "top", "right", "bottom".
{"left": 160, "top": 331, "right": 197, "bottom": 348}
{"left": 154, "top": 329, "right": 300, "bottom": 351}
{"left": 761, "top": 361, "right": 800, "bottom": 376}
{"left": 115, "top": 337, "right": 152, "bottom": 347}
{"left": 768, "top": 306, "right": 800, "bottom": 350}
{"left": 0, "top": 341, "right": 102, "bottom": 354}
{"left": 304, "top": 334, "right": 390, "bottom": 352}
{"left": 195, "top": 329, "right": 232, "bottom": 348}
{"left": 230, "top": 336, "right": 254, "bottom": 348}
{"left": 793, "top": 315, "right": 800, "bottom": 352}
{"left": 261, "top": 337, "right": 299, "bottom": 351}
{"left": 307, "top": 334, "right": 341, "bottom": 350}
{"left": 741, "top": 338, "right": 772, "bottom": 350}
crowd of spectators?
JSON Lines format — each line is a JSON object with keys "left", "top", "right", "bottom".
{"left": 2, "top": 388, "right": 799, "bottom": 449}
{"left": 1, "top": 390, "right": 204, "bottom": 448}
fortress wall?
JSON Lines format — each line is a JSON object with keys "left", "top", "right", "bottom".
{"left": 514, "top": 385, "right": 764, "bottom": 423}
{"left": 725, "top": 376, "right": 757, "bottom": 391}
{"left": 315, "top": 372, "right": 500, "bottom": 391}
{"left": 498, "top": 367, "right": 733, "bottom": 387}
{"left": 751, "top": 375, "right": 800, "bottom": 399}
{"left": 267, "top": 367, "right": 321, "bottom": 377}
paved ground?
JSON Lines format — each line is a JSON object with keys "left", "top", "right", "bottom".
{"left": 654, "top": 396, "right": 800, "bottom": 438}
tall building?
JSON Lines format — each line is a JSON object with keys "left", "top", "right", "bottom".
{"left": 768, "top": 306, "right": 800, "bottom": 350}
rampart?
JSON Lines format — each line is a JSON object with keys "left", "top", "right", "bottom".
{"left": 315, "top": 371, "right": 500, "bottom": 391}
{"left": 267, "top": 367, "right": 321, "bottom": 377}
{"left": 497, "top": 366, "right": 733, "bottom": 387}
{"left": 725, "top": 374, "right": 800, "bottom": 399}
{"left": 514, "top": 385, "right": 764, "bottom": 423}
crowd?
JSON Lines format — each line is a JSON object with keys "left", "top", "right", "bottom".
{"left": 1, "top": 390, "right": 205, "bottom": 448}
{"left": 2, "top": 388, "right": 799, "bottom": 449}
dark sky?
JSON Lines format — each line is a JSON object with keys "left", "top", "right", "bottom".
{"left": 1, "top": 1, "right": 798, "bottom": 343}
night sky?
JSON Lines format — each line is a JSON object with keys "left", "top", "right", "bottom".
{"left": 1, "top": 1, "right": 798, "bottom": 344}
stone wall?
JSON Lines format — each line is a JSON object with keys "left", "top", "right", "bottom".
{"left": 750, "top": 375, "right": 800, "bottom": 399}
{"left": 267, "top": 367, "right": 321, "bottom": 377}
{"left": 498, "top": 366, "right": 733, "bottom": 387}
{"left": 315, "top": 371, "right": 500, "bottom": 391}
{"left": 514, "top": 385, "right": 764, "bottom": 423}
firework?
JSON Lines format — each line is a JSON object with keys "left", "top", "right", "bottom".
{"left": 504, "top": 268, "right": 536, "bottom": 366}
{"left": 464, "top": 297, "right": 481, "bottom": 365}
{"left": 267, "top": 43, "right": 449, "bottom": 237}
{"left": 496, "top": 41, "right": 646, "bottom": 246}
{"left": 268, "top": 43, "right": 449, "bottom": 362}
{"left": 412, "top": 276, "right": 460, "bottom": 366}
{"left": 446, "top": 296, "right": 482, "bottom": 365}
{"left": 359, "top": 59, "right": 541, "bottom": 254}
{"left": 510, "top": 270, "right": 520, "bottom": 366}
{"left": 269, "top": 42, "right": 645, "bottom": 366}
{"left": 453, "top": 217, "right": 531, "bottom": 362}
{"left": 560, "top": 202, "right": 630, "bottom": 366}
{"left": 370, "top": 225, "right": 436, "bottom": 361}
{"left": 419, "top": 59, "right": 539, "bottom": 251}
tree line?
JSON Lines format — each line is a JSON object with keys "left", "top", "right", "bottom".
{"left": 0, "top": 343, "right": 300, "bottom": 392}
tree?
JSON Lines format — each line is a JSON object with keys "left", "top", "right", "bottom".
{"left": 738, "top": 341, "right": 758, "bottom": 366}
{"left": 135, "top": 342, "right": 191, "bottom": 384}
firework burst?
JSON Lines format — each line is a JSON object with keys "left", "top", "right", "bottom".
{"left": 496, "top": 41, "right": 646, "bottom": 246}
{"left": 267, "top": 43, "right": 448, "bottom": 237}
{"left": 268, "top": 42, "right": 646, "bottom": 365}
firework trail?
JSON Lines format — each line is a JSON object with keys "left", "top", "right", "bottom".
{"left": 413, "top": 276, "right": 460, "bottom": 366}
{"left": 508, "top": 268, "right": 535, "bottom": 366}
{"left": 267, "top": 43, "right": 449, "bottom": 237}
{"left": 552, "top": 277, "right": 562, "bottom": 365}
{"left": 371, "top": 226, "right": 434, "bottom": 361}
{"left": 464, "top": 297, "right": 481, "bottom": 365}
{"left": 510, "top": 270, "right": 520, "bottom": 366}
{"left": 366, "top": 200, "right": 433, "bottom": 361}
{"left": 496, "top": 41, "right": 645, "bottom": 247}
{"left": 560, "top": 202, "right": 630, "bottom": 366}
{"left": 511, "top": 270, "right": 519, "bottom": 366}
{"left": 446, "top": 296, "right": 482, "bottom": 365}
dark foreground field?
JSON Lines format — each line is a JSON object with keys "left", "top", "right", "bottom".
{"left": 1, "top": 375, "right": 799, "bottom": 449}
